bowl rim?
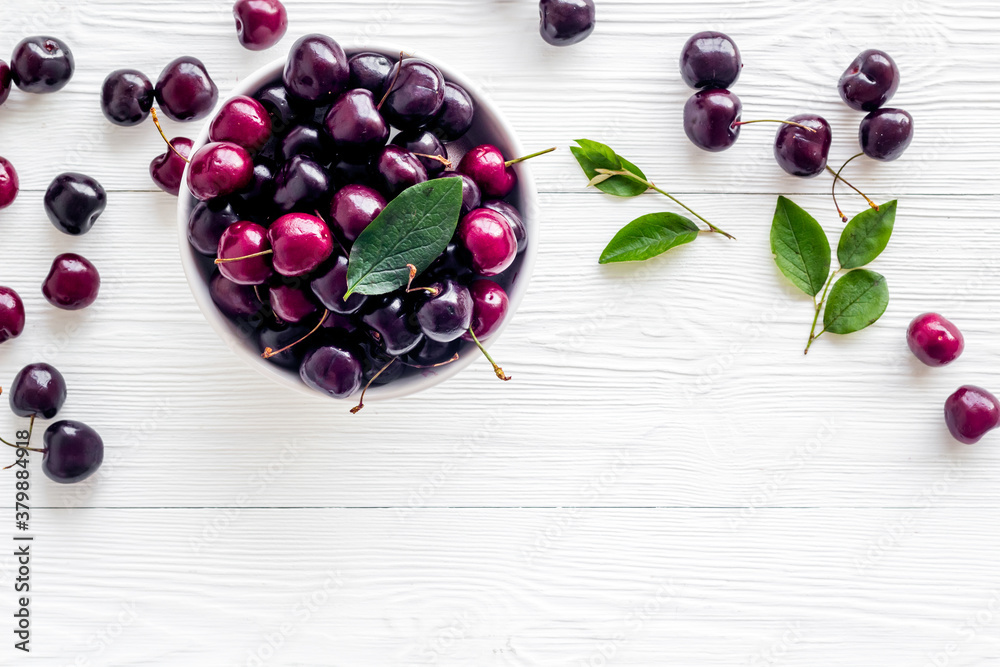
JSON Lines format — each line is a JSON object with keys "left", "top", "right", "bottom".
{"left": 176, "top": 43, "right": 539, "bottom": 403}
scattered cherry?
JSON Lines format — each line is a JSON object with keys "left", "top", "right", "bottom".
{"left": 417, "top": 279, "right": 473, "bottom": 343}
{"left": 210, "top": 95, "right": 273, "bottom": 152}
{"left": 216, "top": 221, "right": 273, "bottom": 285}
{"left": 381, "top": 59, "right": 446, "bottom": 131}
{"left": 330, "top": 184, "right": 386, "bottom": 242}
{"left": 428, "top": 82, "right": 475, "bottom": 141}
{"left": 283, "top": 33, "right": 349, "bottom": 104}
{"left": 683, "top": 88, "right": 742, "bottom": 152}
{"left": 44, "top": 173, "right": 107, "bottom": 236}
{"left": 233, "top": 0, "right": 288, "bottom": 51}
{"left": 859, "top": 108, "right": 913, "bottom": 161}
{"left": 9, "top": 362, "right": 67, "bottom": 419}
{"left": 348, "top": 52, "right": 395, "bottom": 94}
{"left": 267, "top": 212, "right": 334, "bottom": 277}
{"left": 457, "top": 208, "right": 517, "bottom": 277}
{"left": 907, "top": 313, "right": 964, "bottom": 367}
{"left": 155, "top": 56, "right": 218, "bottom": 122}
{"left": 773, "top": 114, "right": 832, "bottom": 178}
{"left": 680, "top": 31, "right": 741, "bottom": 89}
{"left": 0, "top": 60, "right": 11, "bottom": 105}
{"left": 539, "top": 0, "right": 596, "bottom": 47}
{"left": 10, "top": 36, "right": 75, "bottom": 93}
{"left": 0, "top": 287, "right": 25, "bottom": 344}
{"left": 324, "top": 89, "right": 390, "bottom": 157}
{"left": 464, "top": 279, "right": 509, "bottom": 341}
{"left": 945, "top": 386, "right": 1000, "bottom": 445}
{"left": 0, "top": 157, "right": 20, "bottom": 210}
{"left": 42, "top": 420, "right": 104, "bottom": 484}
{"left": 839, "top": 49, "right": 899, "bottom": 112}
{"left": 42, "top": 253, "right": 101, "bottom": 310}
{"left": 187, "top": 141, "right": 254, "bottom": 201}
{"left": 100, "top": 69, "right": 154, "bottom": 126}
{"left": 150, "top": 136, "right": 194, "bottom": 196}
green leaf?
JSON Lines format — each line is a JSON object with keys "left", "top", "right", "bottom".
{"left": 837, "top": 200, "right": 897, "bottom": 269}
{"left": 770, "top": 196, "right": 831, "bottom": 297}
{"left": 572, "top": 139, "right": 648, "bottom": 198}
{"left": 823, "top": 269, "right": 889, "bottom": 335}
{"left": 346, "top": 179, "right": 463, "bottom": 298}
{"left": 599, "top": 212, "right": 700, "bottom": 264}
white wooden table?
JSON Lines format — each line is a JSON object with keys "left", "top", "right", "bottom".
{"left": 2, "top": 0, "right": 999, "bottom": 664}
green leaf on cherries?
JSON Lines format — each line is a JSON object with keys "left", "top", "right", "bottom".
{"left": 823, "top": 269, "right": 889, "bottom": 335}
{"left": 571, "top": 139, "right": 649, "bottom": 198}
{"left": 837, "top": 200, "right": 897, "bottom": 270}
{"left": 599, "top": 212, "right": 700, "bottom": 264}
{"left": 770, "top": 196, "right": 831, "bottom": 297}
{"left": 345, "top": 178, "right": 464, "bottom": 298}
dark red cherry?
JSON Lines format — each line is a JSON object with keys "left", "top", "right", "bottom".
{"left": 679, "top": 31, "right": 742, "bottom": 89}
{"left": 457, "top": 144, "right": 516, "bottom": 198}
{"left": 43, "top": 253, "right": 100, "bottom": 310}
{"left": 280, "top": 122, "right": 333, "bottom": 162}
{"left": 376, "top": 145, "right": 428, "bottom": 198}
{"left": 9, "top": 363, "right": 67, "bottom": 419}
{"left": 428, "top": 82, "right": 474, "bottom": 141}
{"left": 100, "top": 69, "right": 154, "bottom": 126}
{"left": 348, "top": 52, "right": 394, "bottom": 94}
{"left": 233, "top": 0, "right": 288, "bottom": 51}
{"left": 300, "top": 344, "right": 363, "bottom": 399}
{"left": 683, "top": 88, "right": 742, "bottom": 152}
{"left": 10, "top": 36, "right": 75, "bottom": 93}
{"left": 907, "top": 313, "right": 964, "bottom": 367}
{"left": 482, "top": 200, "right": 526, "bottom": 253}
{"left": 311, "top": 254, "right": 368, "bottom": 314}
{"left": 330, "top": 158, "right": 374, "bottom": 189}
{"left": 239, "top": 157, "right": 278, "bottom": 221}
{"left": 216, "top": 221, "right": 273, "bottom": 285}
{"left": 150, "top": 137, "right": 193, "bottom": 196}
{"left": 393, "top": 130, "right": 448, "bottom": 177}
{"left": 259, "top": 322, "right": 312, "bottom": 369}
{"left": 254, "top": 83, "right": 307, "bottom": 132}
{"left": 539, "top": 0, "right": 596, "bottom": 46}
{"left": 42, "top": 421, "right": 104, "bottom": 484}
{"left": 0, "top": 287, "right": 25, "bottom": 344}
{"left": 0, "top": 60, "right": 11, "bottom": 105}
{"left": 0, "top": 157, "right": 19, "bottom": 210}
{"left": 209, "top": 272, "right": 263, "bottom": 319}
{"left": 267, "top": 212, "right": 334, "bottom": 277}
{"left": 210, "top": 95, "right": 273, "bottom": 152}
{"left": 44, "top": 172, "right": 107, "bottom": 236}
{"left": 187, "top": 141, "right": 254, "bottom": 201}
{"left": 457, "top": 208, "right": 517, "bottom": 276}
{"left": 437, "top": 173, "right": 481, "bottom": 217}
{"left": 382, "top": 59, "right": 446, "bottom": 130}
{"left": 773, "top": 114, "right": 833, "bottom": 178}
{"left": 324, "top": 89, "right": 389, "bottom": 158}
{"left": 362, "top": 293, "right": 424, "bottom": 356}
{"left": 464, "top": 279, "right": 509, "bottom": 341}
{"left": 155, "top": 56, "right": 218, "bottom": 122}
{"left": 282, "top": 33, "right": 349, "bottom": 104}
{"left": 269, "top": 283, "right": 318, "bottom": 324}
{"left": 330, "top": 184, "right": 386, "bottom": 242}
{"left": 839, "top": 49, "right": 899, "bottom": 112}
{"left": 273, "top": 155, "right": 330, "bottom": 213}
{"left": 945, "top": 386, "right": 1000, "bottom": 445}
{"left": 189, "top": 198, "right": 240, "bottom": 255}
{"left": 417, "top": 279, "right": 473, "bottom": 343}
{"left": 426, "top": 242, "right": 473, "bottom": 280}
{"left": 860, "top": 108, "right": 913, "bottom": 162}
{"left": 407, "top": 338, "right": 462, "bottom": 367}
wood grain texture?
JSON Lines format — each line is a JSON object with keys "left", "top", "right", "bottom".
{"left": 1, "top": 0, "right": 999, "bottom": 664}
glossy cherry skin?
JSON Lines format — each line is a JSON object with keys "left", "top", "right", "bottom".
{"left": 300, "top": 344, "right": 364, "bottom": 399}
{"left": 458, "top": 145, "right": 516, "bottom": 198}
{"left": 839, "top": 49, "right": 899, "bottom": 112}
{"left": 426, "top": 242, "right": 473, "bottom": 281}
{"left": 773, "top": 114, "right": 833, "bottom": 178}
{"left": 209, "top": 272, "right": 263, "bottom": 319}
{"left": 907, "top": 313, "right": 964, "bottom": 367}
{"left": 280, "top": 122, "right": 334, "bottom": 162}
{"left": 330, "top": 158, "right": 374, "bottom": 189}
{"left": 539, "top": 0, "right": 596, "bottom": 46}
{"left": 210, "top": 95, "right": 273, "bottom": 152}
{"left": 349, "top": 52, "right": 394, "bottom": 93}
{"left": 457, "top": 208, "right": 517, "bottom": 277}
{"left": 0, "top": 157, "right": 17, "bottom": 210}
{"left": 408, "top": 338, "right": 462, "bottom": 367}
{"left": 273, "top": 156, "right": 330, "bottom": 213}
{"left": 393, "top": 130, "right": 448, "bottom": 177}
{"left": 267, "top": 213, "right": 334, "bottom": 277}
{"left": 464, "top": 279, "right": 509, "bottom": 341}
{"left": 683, "top": 89, "right": 742, "bottom": 152}
{"left": 330, "top": 184, "right": 386, "bottom": 242}
{"left": 44, "top": 173, "right": 107, "bottom": 235}
{"left": 217, "top": 221, "right": 273, "bottom": 285}
{"left": 376, "top": 146, "right": 428, "bottom": 198}
{"left": 945, "top": 386, "right": 1000, "bottom": 445}
{"left": 254, "top": 83, "right": 307, "bottom": 132}
{"left": 233, "top": 0, "right": 288, "bottom": 51}
{"left": 240, "top": 157, "right": 278, "bottom": 220}
{"left": 324, "top": 89, "right": 389, "bottom": 158}
{"left": 311, "top": 254, "right": 368, "bottom": 314}
{"left": 43, "top": 421, "right": 104, "bottom": 484}
{"left": 0, "top": 287, "right": 25, "bottom": 344}
{"left": 100, "top": 69, "right": 154, "bottom": 125}
{"left": 9, "top": 363, "right": 67, "bottom": 419}
{"left": 353, "top": 330, "right": 404, "bottom": 385}
{"left": 382, "top": 59, "right": 446, "bottom": 130}
{"left": 437, "top": 173, "right": 482, "bottom": 217}
{"left": 0, "top": 60, "right": 11, "bottom": 105}
{"left": 269, "top": 283, "right": 318, "bottom": 324}
{"left": 481, "top": 200, "right": 526, "bottom": 254}
{"left": 258, "top": 322, "right": 312, "bottom": 369}
{"left": 417, "top": 279, "right": 473, "bottom": 343}
{"left": 189, "top": 198, "right": 240, "bottom": 255}
{"left": 150, "top": 137, "right": 194, "bottom": 196}
{"left": 362, "top": 293, "right": 425, "bottom": 356}
{"left": 860, "top": 108, "right": 913, "bottom": 162}
{"left": 679, "top": 31, "right": 741, "bottom": 89}
{"left": 155, "top": 56, "right": 218, "bottom": 122}
{"left": 187, "top": 142, "right": 254, "bottom": 201}
{"left": 43, "top": 254, "right": 100, "bottom": 310}
{"left": 10, "top": 36, "right": 75, "bottom": 93}
{"left": 283, "top": 34, "right": 349, "bottom": 104}
{"left": 428, "top": 82, "right": 475, "bottom": 141}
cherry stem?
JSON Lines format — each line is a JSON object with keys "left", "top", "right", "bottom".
{"left": 404, "top": 264, "right": 440, "bottom": 296}
{"left": 351, "top": 357, "right": 398, "bottom": 414}
{"left": 150, "top": 108, "right": 190, "bottom": 164}
{"left": 827, "top": 154, "right": 879, "bottom": 222}
{"left": 262, "top": 310, "right": 329, "bottom": 359}
{"left": 594, "top": 168, "right": 735, "bottom": 240}
{"left": 399, "top": 353, "right": 461, "bottom": 369}
{"left": 376, "top": 51, "right": 408, "bottom": 112}
{"left": 505, "top": 147, "right": 557, "bottom": 168}
{"left": 732, "top": 119, "right": 818, "bottom": 133}
{"left": 1, "top": 414, "right": 44, "bottom": 453}
{"left": 805, "top": 270, "right": 839, "bottom": 355}
{"left": 215, "top": 249, "right": 274, "bottom": 265}
{"left": 467, "top": 328, "right": 511, "bottom": 382}
{"left": 412, "top": 153, "right": 453, "bottom": 169}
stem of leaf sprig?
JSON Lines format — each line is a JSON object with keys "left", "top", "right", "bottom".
{"left": 804, "top": 269, "right": 840, "bottom": 355}
{"left": 827, "top": 153, "right": 879, "bottom": 222}
{"left": 468, "top": 328, "right": 511, "bottom": 381}
{"left": 592, "top": 168, "right": 735, "bottom": 240}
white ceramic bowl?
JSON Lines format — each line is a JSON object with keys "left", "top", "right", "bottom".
{"left": 177, "top": 45, "right": 538, "bottom": 402}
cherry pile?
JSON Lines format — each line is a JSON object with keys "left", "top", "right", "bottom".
{"left": 181, "top": 34, "right": 534, "bottom": 404}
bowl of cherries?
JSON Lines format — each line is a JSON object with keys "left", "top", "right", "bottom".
{"left": 177, "top": 35, "right": 543, "bottom": 408}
